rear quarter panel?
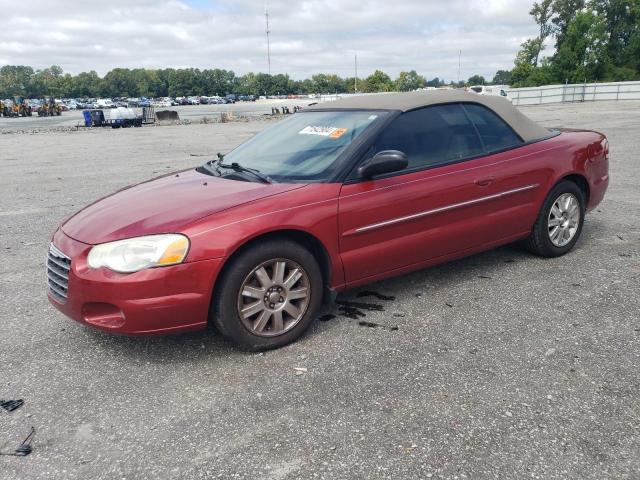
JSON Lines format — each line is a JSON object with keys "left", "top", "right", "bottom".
{"left": 545, "top": 129, "right": 609, "bottom": 211}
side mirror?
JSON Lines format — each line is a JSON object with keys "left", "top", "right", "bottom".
{"left": 358, "top": 150, "right": 408, "bottom": 178}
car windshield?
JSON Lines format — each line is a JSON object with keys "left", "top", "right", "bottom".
{"left": 213, "top": 110, "right": 387, "bottom": 182}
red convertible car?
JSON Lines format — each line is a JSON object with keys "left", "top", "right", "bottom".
{"left": 47, "top": 90, "right": 609, "bottom": 349}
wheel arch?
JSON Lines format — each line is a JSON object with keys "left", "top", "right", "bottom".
{"left": 215, "top": 228, "right": 333, "bottom": 301}
{"left": 558, "top": 173, "right": 590, "bottom": 205}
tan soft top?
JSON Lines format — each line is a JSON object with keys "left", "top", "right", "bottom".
{"left": 304, "top": 90, "right": 550, "bottom": 142}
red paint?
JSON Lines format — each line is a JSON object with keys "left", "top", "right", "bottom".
{"left": 48, "top": 129, "right": 609, "bottom": 335}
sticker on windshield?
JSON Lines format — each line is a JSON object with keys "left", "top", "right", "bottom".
{"left": 299, "top": 126, "right": 347, "bottom": 139}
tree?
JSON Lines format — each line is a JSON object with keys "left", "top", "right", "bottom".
{"left": 530, "top": 0, "right": 554, "bottom": 65}
{"left": 0, "top": 65, "right": 34, "bottom": 97}
{"left": 426, "top": 77, "right": 444, "bottom": 87}
{"left": 201, "top": 68, "right": 236, "bottom": 96}
{"left": 167, "top": 68, "right": 201, "bottom": 97}
{"left": 102, "top": 68, "right": 137, "bottom": 97}
{"left": 467, "top": 74, "right": 486, "bottom": 85}
{"left": 395, "top": 70, "right": 426, "bottom": 91}
{"left": 365, "top": 70, "right": 393, "bottom": 92}
{"left": 69, "top": 70, "right": 102, "bottom": 97}
{"left": 341, "top": 77, "right": 357, "bottom": 93}
{"left": 516, "top": 38, "right": 544, "bottom": 67}
{"left": 510, "top": 63, "right": 535, "bottom": 86}
{"left": 271, "top": 73, "right": 295, "bottom": 95}
{"left": 624, "top": 0, "right": 640, "bottom": 72}
{"left": 593, "top": 0, "right": 640, "bottom": 67}
{"left": 551, "top": 0, "right": 586, "bottom": 48}
{"left": 552, "top": 9, "right": 609, "bottom": 82}
{"left": 129, "top": 69, "right": 164, "bottom": 98}
{"left": 310, "top": 74, "right": 344, "bottom": 93}
{"left": 492, "top": 70, "right": 512, "bottom": 85}
{"left": 254, "top": 73, "right": 274, "bottom": 96}
{"left": 28, "top": 65, "right": 65, "bottom": 97}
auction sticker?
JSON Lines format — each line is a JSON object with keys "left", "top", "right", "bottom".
{"left": 299, "top": 126, "right": 347, "bottom": 139}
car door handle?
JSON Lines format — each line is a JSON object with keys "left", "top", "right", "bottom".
{"left": 474, "top": 176, "right": 495, "bottom": 187}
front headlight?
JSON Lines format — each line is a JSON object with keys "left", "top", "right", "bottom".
{"left": 87, "top": 234, "right": 190, "bottom": 273}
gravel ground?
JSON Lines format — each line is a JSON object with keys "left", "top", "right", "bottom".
{"left": 0, "top": 101, "right": 638, "bottom": 479}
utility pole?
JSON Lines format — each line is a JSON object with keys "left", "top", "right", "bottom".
{"left": 354, "top": 53, "right": 358, "bottom": 93}
{"left": 457, "top": 50, "right": 461, "bottom": 84}
{"left": 265, "top": 6, "right": 271, "bottom": 75}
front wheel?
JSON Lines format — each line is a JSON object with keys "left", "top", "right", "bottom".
{"left": 211, "top": 239, "right": 323, "bottom": 350}
{"left": 524, "top": 180, "right": 585, "bottom": 257}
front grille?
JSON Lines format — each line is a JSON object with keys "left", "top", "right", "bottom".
{"left": 47, "top": 244, "right": 71, "bottom": 303}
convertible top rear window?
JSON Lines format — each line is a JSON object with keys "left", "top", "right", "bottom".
{"left": 463, "top": 103, "right": 523, "bottom": 152}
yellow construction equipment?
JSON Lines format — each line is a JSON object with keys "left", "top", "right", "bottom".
{"left": 37, "top": 97, "right": 61, "bottom": 116}
{"left": 0, "top": 99, "right": 10, "bottom": 117}
{"left": 0, "top": 97, "right": 32, "bottom": 117}
{"left": 10, "top": 96, "right": 32, "bottom": 117}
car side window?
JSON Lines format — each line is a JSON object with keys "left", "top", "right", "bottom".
{"left": 370, "top": 104, "right": 484, "bottom": 171}
{"left": 462, "top": 103, "right": 523, "bottom": 152}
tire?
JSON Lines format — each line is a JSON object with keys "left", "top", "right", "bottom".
{"left": 524, "top": 180, "right": 585, "bottom": 257}
{"left": 211, "top": 239, "right": 323, "bottom": 350}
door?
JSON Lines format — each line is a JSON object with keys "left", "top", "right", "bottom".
{"left": 338, "top": 103, "right": 546, "bottom": 284}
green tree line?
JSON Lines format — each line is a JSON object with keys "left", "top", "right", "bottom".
{"left": 0, "top": 65, "right": 457, "bottom": 99}
{"left": 509, "top": 0, "right": 640, "bottom": 86}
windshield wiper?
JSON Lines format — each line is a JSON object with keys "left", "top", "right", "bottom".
{"left": 218, "top": 162, "right": 273, "bottom": 184}
{"left": 200, "top": 152, "right": 225, "bottom": 175}
{"left": 202, "top": 153, "right": 272, "bottom": 184}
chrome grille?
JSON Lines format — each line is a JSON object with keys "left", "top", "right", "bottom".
{"left": 47, "top": 243, "right": 71, "bottom": 303}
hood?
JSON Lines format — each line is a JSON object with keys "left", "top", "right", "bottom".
{"left": 62, "top": 169, "right": 306, "bottom": 244}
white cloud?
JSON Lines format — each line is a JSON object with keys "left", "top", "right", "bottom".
{"left": 0, "top": 0, "right": 539, "bottom": 81}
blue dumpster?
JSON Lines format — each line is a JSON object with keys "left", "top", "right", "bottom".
{"left": 82, "top": 110, "right": 92, "bottom": 127}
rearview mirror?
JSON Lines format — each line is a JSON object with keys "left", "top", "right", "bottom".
{"left": 358, "top": 150, "right": 408, "bottom": 178}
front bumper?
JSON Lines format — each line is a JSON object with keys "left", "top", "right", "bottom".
{"left": 47, "top": 229, "right": 223, "bottom": 335}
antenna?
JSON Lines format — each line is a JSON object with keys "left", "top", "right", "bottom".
{"left": 354, "top": 53, "right": 358, "bottom": 93}
{"left": 265, "top": 4, "right": 271, "bottom": 75}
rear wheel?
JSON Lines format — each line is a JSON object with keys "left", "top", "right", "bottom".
{"left": 212, "top": 240, "right": 323, "bottom": 350}
{"left": 524, "top": 180, "right": 585, "bottom": 257}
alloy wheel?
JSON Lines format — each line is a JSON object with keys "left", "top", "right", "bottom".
{"left": 548, "top": 192, "right": 580, "bottom": 247}
{"left": 237, "top": 258, "right": 310, "bottom": 337}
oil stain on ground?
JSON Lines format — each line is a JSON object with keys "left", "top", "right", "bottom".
{"left": 356, "top": 290, "right": 396, "bottom": 301}
{"left": 331, "top": 293, "right": 399, "bottom": 331}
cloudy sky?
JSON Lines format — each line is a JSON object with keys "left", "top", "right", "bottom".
{"left": 0, "top": 0, "right": 539, "bottom": 81}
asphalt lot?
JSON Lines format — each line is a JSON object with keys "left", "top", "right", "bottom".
{"left": 0, "top": 101, "right": 638, "bottom": 479}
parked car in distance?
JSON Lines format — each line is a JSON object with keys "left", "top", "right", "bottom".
{"left": 63, "top": 99, "right": 79, "bottom": 110}
{"left": 153, "top": 98, "right": 173, "bottom": 107}
{"left": 45, "top": 99, "right": 68, "bottom": 111}
{"left": 469, "top": 85, "right": 511, "bottom": 101}
{"left": 47, "top": 90, "right": 609, "bottom": 350}
{"left": 96, "top": 98, "right": 116, "bottom": 108}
